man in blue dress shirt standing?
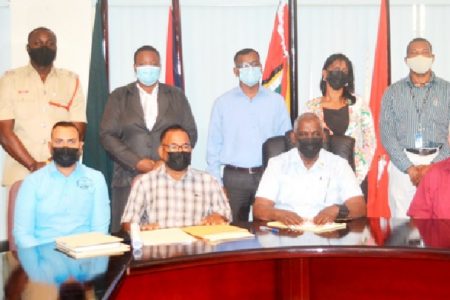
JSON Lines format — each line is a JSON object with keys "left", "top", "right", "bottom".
{"left": 207, "top": 48, "right": 291, "bottom": 222}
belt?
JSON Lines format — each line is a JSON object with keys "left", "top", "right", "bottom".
{"left": 225, "top": 165, "right": 263, "bottom": 174}
{"left": 405, "top": 148, "right": 438, "bottom": 156}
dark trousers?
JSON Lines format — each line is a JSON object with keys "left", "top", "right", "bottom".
{"left": 111, "top": 186, "right": 131, "bottom": 233}
{"left": 223, "top": 168, "right": 262, "bottom": 222}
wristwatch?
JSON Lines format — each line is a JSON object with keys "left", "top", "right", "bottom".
{"left": 336, "top": 204, "right": 350, "bottom": 219}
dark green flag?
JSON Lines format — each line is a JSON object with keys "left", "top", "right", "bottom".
{"left": 83, "top": 0, "right": 113, "bottom": 193}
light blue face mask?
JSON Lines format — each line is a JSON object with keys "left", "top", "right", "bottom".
{"left": 239, "top": 66, "right": 262, "bottom": 87}
{"left": 136, "top": 65, "right": 160, "bottom": 86}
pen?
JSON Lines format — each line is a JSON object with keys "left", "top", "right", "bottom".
{"left": 259, "top": 226, "right": 280, "bottom": 233}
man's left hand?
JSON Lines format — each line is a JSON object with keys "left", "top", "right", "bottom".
{"left": 313, "top": 205, "right": 339, "bottom": 225}
{"left": 201, "top": 213, "right": 227, "bottom": 225}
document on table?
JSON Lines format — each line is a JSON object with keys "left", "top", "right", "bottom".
{"left": 140, "top": 228, "right": 198, "bottom": 246}
{"left": 182, "top": 225, "right": 254, "bottom": 243}
{"left": 55, "top": 232, "right": 130, "bottom": 259}
{"left": 267, "top": 221, "right": 346, "bottom": 233}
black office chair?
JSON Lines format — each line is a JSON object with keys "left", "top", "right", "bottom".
{"left": 262, "top": 130, "right": 355, "bottom": 170}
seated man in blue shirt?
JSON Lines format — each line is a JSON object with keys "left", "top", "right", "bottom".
{"left": 13, "top": 121, "right": 110, "bottom": 248}
{"left": 253, "top": 113, "right": 366, "bottom": 225}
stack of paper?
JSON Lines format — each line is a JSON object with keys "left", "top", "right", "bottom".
{"left": 267, "top": 221, "right": 346, "bottom": 233}
{"left": 55, "top": 232, "right": 130, "bottom": 259}
{"left": 182, "top": 225, "right": 254, "bottom": 243}
{"left": 140, "top": 228, "right": 198, "bottom": 246}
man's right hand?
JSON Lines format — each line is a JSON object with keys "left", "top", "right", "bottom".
{"left": 274, "top": 210, "right": 304, "bottom": 225}
{"left": 407, "top": 165, "right": 430, "bottom": 186}
{"left": 140, "top": 223, "right": 159, "bottom": 231}
{"left": 407, "top": 166, "right": 421, "bottom": 186}
{"left": 135, "top": 158, "right": 157, "bottom": 173}
{"left": 29, "top": 161, "right": 46, "bottom": 172}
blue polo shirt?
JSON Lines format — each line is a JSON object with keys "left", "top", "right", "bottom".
{"left": 13, "top": 161, "right": 110, "bottom": 248}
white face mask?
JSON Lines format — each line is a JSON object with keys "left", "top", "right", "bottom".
{"left": 406, "top": 55, "right": 433, "bottom": 74}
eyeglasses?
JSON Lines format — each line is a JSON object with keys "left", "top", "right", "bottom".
{"left": 162, "top": 143, "right": 192, "bottom": 152}
{"left": 236, "top": 61, "right": 261, "bottom": 68}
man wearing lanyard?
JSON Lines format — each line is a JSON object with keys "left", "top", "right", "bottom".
{"left": 380, "top": 37, "right": 450, "bottom": 218}
{"left": 207, "top": 48, "right": 291, "bottom": 222}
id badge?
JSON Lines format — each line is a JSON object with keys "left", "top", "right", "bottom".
{"left": 415, "top": 132, "right": 423, "bottom": 148}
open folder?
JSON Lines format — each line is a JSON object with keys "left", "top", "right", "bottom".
{"left": 267, "top": 221, "right": 346, "bottom": 233}
{"left": 139, "top": 228, "right": 198, "bottom": 246}
{"left": 55, "top": 232, "right": 130, "bottom": 259}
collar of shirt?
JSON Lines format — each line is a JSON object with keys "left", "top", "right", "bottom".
{"left": 236, "top": 84, "right": 266, "bottom": 101}
{"left": 25, "top": 63, "right": 57, "bottom": 78}
{"left": 286, "top": 148, "right": 328, "bottom": 172}
{"left": 158, "top": 163, "right": 194, "bottom": 181}
{"left": 136, "top": 82, "right": 159, "bottom": 97}
{"left": 406, "top": 71, "right": 436, "bottom": 88}
{"left": 48, "top": 161, "right": 84, "bottom": 179}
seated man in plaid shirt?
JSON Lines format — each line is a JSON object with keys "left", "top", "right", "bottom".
{"left": 121, "top": 125, "right": 231, "bottom": 231}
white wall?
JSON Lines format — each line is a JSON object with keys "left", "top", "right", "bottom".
{"left": 108, "top": 0, "right": 450, "bottom": 171}
{"left": 0, "top": 0, "right": 94, "bottom": 243}
{"left": 1, "top": 0, "right": 450, "bottom": 243}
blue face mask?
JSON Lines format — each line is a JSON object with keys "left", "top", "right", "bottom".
{"left": 239, "top": 66, "right": 262, "bottom": 87}
{"left": 136, "top": 65, "right": 160, "bottom": 86}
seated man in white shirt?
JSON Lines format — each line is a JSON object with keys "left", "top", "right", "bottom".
{"left": 253, "top": 113, "right": 366, "bottom": 225}
{"left": 121, "top": 125, "right": 231, "bottom": 232}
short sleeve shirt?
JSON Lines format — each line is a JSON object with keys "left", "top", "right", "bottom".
{"left": 256, "top": 148, "right": 362, "bottom": 219}
{"left": 0, "top": 64, "right": 86, "bottom": 185}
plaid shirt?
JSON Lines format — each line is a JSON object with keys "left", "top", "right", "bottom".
{"left": 121, "top": 165, "right": 232, "bottom": 228}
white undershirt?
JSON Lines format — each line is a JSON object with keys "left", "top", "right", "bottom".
{"left": 137, "top": 83, "right": 159, "bottom": 130}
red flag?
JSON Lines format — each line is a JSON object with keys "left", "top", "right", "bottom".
{"left": 262, "top": 0, "right": 291, "bottom": 113}
{"left": 367, "top": 0, "right": 391, "bottom": 218}
{"left": 165, "top": 0, "right": 185, "bottom": 90}
{"left": 369, "top": 218, "right": 391, "bottom": 245}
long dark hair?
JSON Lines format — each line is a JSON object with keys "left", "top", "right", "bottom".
{"left": 320, "top": 53, "right": 356, "bottom": 105}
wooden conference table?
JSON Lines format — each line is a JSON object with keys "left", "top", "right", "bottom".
{"left": 3, "top": 218, "right": 450, "bottom": 299}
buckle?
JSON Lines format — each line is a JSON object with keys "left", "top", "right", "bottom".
{"left": 406, "top": 148, "right": 438, "bottom": 156}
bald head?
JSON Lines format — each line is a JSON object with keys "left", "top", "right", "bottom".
{"left": 28, "top": 27, "right": 56, "bottom": 44}
{"left": 294, "top": 113, "right": 323, "bottom": 133}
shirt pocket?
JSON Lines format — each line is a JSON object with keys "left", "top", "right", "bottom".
{"left": 430, "top": 96, "right": 449, "bottom": 130}
{"left": 14, "top": 90, "right": 37, "bottom": 121}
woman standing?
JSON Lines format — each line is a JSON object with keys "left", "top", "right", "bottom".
{"left": 305, "top": 53, "right": 376, "bottom": 190}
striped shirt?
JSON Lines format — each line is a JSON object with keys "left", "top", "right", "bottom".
{"left": 121, "top": 165, "right": 232, "bottom": 228}
{"left": 380, "top": 73, "right": 450, "bottom": 172}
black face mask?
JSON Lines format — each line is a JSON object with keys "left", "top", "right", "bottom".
{"left": 166, "top": 152, "right": 191, "bottom": 171}
{"left": 326, "top": 70, "right": 348, "bottom": 90}
{"left": 28, "top": 46, "right": 56, "bottom": 67}
{"left": 297, "top": 138, "right": 323, "bottom": 159}
{"left": 52, "top": 147, "right": 80, "bottom": 167}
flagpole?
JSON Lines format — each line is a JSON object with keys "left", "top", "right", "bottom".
{"left": 101, "top": 0, "right": 110, "bottom": 89}
{"left": 288, "top": 0, "right": 298, "bottom": 123}
{"left": 173, "top": 0, "right": 185, "bottom": 90}
{"left": 386, "top": 0, "right": 391, "bottom": 85}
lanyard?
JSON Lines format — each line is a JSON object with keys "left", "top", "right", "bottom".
{"left": 409, "top": 84, "right": 432, "bottom": 131}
